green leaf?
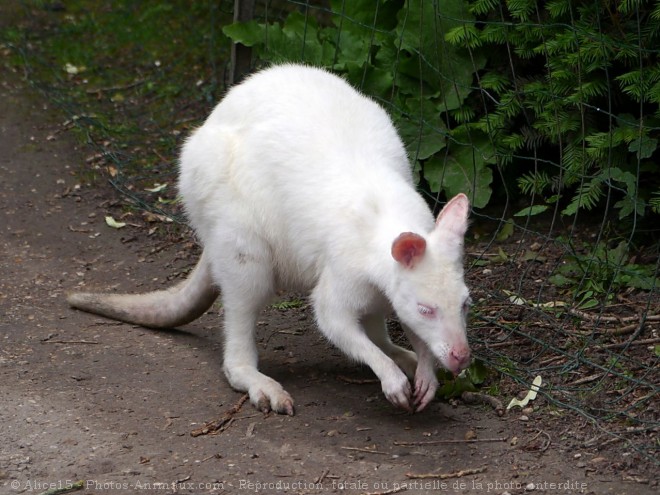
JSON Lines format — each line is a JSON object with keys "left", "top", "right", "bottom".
{"left": 514, "top": 205, "right": 549, "bottom": 217}
{"left": 222, "top": 21, "right": 264, "bottom": 47}
{"left": 577, "top": 297, "right": 600, "bottom": 310}
{"left": 495, "top": 220, "right": 514, "bottom": 241}
{"left": 466, "top": 359, "right": 488, "bottom": 385}
{"left": 395, "top": 98, "right": 448, "bottom": 161}
{"left": 548, "top": 273, "right": 574, "bottom": 287}
{"left": 424, "top": 139, "right": 494, "bottom": 208}
{"left": 628, "top": 136, "right": 658, "bottom": 159}
{"left": 436, "top": 359, "right": 489, "bottom": 399}
{"left": 396, "top": 0, "right": 484, "bottom": 109}
{"left": 422, "top": 131, "right": 495, "bottom": 208}
{"left": 346, "top": 62, "right": 394, "bottom": 99}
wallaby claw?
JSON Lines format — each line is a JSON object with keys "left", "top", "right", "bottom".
{"left": 251, "top": 388, "right": 295, "bottom": 416}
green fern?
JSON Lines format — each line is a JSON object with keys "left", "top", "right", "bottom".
{"left": 562, "top": 177, "right": 604, "bottom": 216}
{"left": 650, "top": 192, "right": 660, "bottom": 214}
{"left": 518, "top": 171, "right": 552, "bottom": 195}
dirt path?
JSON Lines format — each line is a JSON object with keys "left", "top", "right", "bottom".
{"left": 1, "top": 28, "right": 656, "bottom": 495}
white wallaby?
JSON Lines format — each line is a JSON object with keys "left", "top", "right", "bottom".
{"left": 68, "top": 64, "right": 472, "bottom": 416}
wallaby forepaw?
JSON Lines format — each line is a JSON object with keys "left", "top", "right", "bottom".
{"left": 250, "top": 385, "right": 295, "bottom": 416}
{"left": 413, "top": 368, "right": 439, "bottom": 412}
{"left": 381, "top": 369, "right": 413, "bottom": 412}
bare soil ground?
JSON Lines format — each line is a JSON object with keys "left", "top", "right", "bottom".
{"left": 1, "top": 25, "right": 658, "bottom": 495}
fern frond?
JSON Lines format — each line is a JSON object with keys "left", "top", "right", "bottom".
{"left": 650, "top": 191, "right": 660, "bottom": 214}
{"left": 562, "top": 177, "right": 604, "bottom": 216}
{"left": 652, "top": 2, "right": 660, "bottom": 21}
{"left": 518, "top": 171, "right": 552, "bottom": 195}
{"left": 479, "top": 72, "right": 510, "bottom": 94}
{"left": 469, "top": 0, "right": 500, "bottom": 16}
{"left": 507, "top": 0, "right": 537, "bottom": 21}
{"left": 520, "top": 126, "right": 546, "bottom": 150}
{"left": 546, "top": 0, "right": 572, "bottom": 18}
{"left": 445, "top": 25, "right": 482, "bottom": 49}
{"left": 501, "top": 132, "right": 526, "bottom": 151}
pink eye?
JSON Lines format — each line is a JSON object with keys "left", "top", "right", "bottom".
{"left": 418, "top": 304, "right": 436, "bottom": 317}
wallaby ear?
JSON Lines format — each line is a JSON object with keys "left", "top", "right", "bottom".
{"left": 435, "top": 193, "right": 470, "bottom": 237}
{"left": 392, "top": 232, "right": 427, "bottom": 269}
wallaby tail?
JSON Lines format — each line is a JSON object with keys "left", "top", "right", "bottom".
{"left": 67, "top": 251, "right": 219, "bottom": 329}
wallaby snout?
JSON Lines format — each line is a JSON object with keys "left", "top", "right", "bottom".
{"left": 447, "top": 344, "right": 471, "bottom": 375}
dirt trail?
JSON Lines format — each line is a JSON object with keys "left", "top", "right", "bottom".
{"left": 1, "top": 18, "right": 656, "bottom": 495}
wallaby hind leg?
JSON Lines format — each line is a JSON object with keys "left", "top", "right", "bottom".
{"left": 212, "top": 247, "right": 295, "bottom": 416}
{"left": 363, "top": 314, "right": 418, "bottom": 380}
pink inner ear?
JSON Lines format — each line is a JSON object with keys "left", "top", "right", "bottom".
{"left": 435, "top": 193, "right": 470, "bottom": 235}
{"left": 392, "top": 232, "right": 426, "bottom": 268}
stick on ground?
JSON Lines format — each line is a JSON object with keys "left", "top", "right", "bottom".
{"left": 190, "top": 393, "right": 249, "bottom": 437}
{"left": 405, "top": 466, "right": 487, "bottom": 480}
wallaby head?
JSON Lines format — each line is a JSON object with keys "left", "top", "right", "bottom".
{"left": 390, "top": 193, "right": 471, "bottom": 375}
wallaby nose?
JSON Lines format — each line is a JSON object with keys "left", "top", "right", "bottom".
{"left": 450, "top": 346, "right": 471, "bottom": 374}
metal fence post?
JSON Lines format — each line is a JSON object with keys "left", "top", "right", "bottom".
{"left": 229, "top": 0, "right": 255, "bottom": 85}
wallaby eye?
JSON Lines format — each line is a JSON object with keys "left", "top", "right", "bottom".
{"left": 418, "top": 304, "right": 436, "bottom": 318}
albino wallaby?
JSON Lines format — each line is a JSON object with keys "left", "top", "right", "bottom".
{"left": 68, "top": 64, "right": 472, "bottom": 416}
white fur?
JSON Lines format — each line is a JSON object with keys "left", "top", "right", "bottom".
{"left": 69, "top": 64, "right": 472, "bottom": 415}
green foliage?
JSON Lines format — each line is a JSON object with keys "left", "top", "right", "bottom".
{"left": 223, "top": 0, "right": 494, "bottom": 208}
{"left": 445, "top": 0, "right": 660, "bottom": 221}
{"left": 550, "top": 240, "right": 657, "bottom": 308}
{"left": 436, "top": 359, "right": 489, "bottom": 399}
{"left": 224, "top": 1, "right": 660, "bottom": 224}
{"left": 271, "top": 298, "right": 306, "bottom": 310}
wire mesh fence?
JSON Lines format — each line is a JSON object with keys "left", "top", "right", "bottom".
{"left": 3, "top": 0, "right": 658, "bottom": 462}
{"left": 247, "top": 0, "right": 659, "bottom": 455}
{"left": 227, "top": 0, "right": 660, "bottom": 461}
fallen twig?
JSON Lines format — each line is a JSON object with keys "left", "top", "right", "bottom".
{"left": 362, "top": 486, "right": 407, "bottom": 495}
{"left": 200, "top": 453, "right": 222, "bottom": 463}
{"left": 486, "top": 338, "right": 528, "bottom": 349}
{"left": 190, "top": 394, "right": 249, "bottom": 437}
{"left": 86, "top": 79, "right": 146, "bottom": 94}
{"left": 568, "top": 309, "right": 660, "bottom": 324}
{"left": 600, "top": 323, "right": 642, "bottom": 336}
{"left": 341, "top": 446, "right": 389, "bottom": 455}
{"left": 37, "top": 480, "right": 84, "bottom": 495}
{"left": 405, "top": 466, "right": 487, "bottom": 480}
{"left": 315, "top": 468, "right": 330, "bottom": 484}
{"left": 601, "top": 337, "right": 660, "bottom": 349}
{"left": 523, "top": 429, "right": 551, "bottom": 452}
{"left": 461, "top": 391, "right": 505, "bottom": 416}
{"left": 394, "top": 437, "right": 506, "bottom": 446}
{"left": 40, "top": 340, "right": 99, "bottom": 345}
{"left": 337, "top": 375, "right": 379, "bottom": 384}
{"left": 570, "top": 373, "right": 604, "bottom": 386}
